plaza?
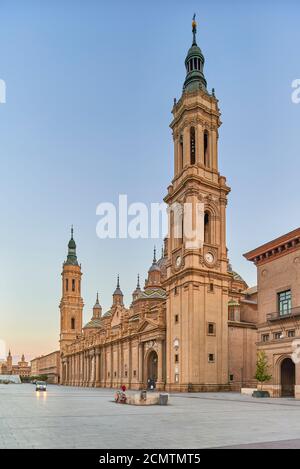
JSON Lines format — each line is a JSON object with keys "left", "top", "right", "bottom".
{"left": 2, "top": 384, "right": 300, "bottom": 449}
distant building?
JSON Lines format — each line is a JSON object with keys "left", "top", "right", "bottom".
{"left": 30, "top": 351, "right": 60, "bottom": 383}
{"left": 0, "top": 350, "right": 31, "bottom": 377}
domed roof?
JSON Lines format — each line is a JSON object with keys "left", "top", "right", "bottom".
{"left": 148, "top": 247, "right": 161, "bottom": 272}
{"left": 64, "top": 226, "right": 79, "bottom": 266}
{"left": 113, "top": 275, "right": 123, "bottom": 296}
{"left": 83, "top": 318, "right": 103, "bottom": 329}
{"left": 185, "top": 43, "right": 204, "bottom": 63}
{"left": 149, "top": 262, "right": 161, "bottom": 273}
{"left": 68, "top": 237, "right": 76, "bottom": 249}
{"left": 93, "top": 292, "right": 101, "bottom": 309}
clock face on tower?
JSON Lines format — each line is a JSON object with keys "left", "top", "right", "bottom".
{"left": 205, "top": 252, "right": 214, "bottom": 264}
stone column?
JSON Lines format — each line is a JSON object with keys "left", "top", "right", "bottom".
{"left": 82, "top": 352, "right": 85, "bottom": 386}
{"left": 79, "top": 352, "right": 83, "bottom": 386}
{"left": 138, "top": 342, "right": 144, "bottom": 389}
{"left": 211, "top": 128, "right": 218, "bottom": 171}
{"left": 295, "top": 362, "right": 300, "bottom": 399}
{"left": 90, "top": 351, "right": 95, "bottom": 386}
{"left": 197, "top": 123, "right": 204, "bottom": 166}
{"left": 83, "top": 352, "right": 87, "bottom": 386}
{"left": 128, "top": 340, "right": 132, "bottom": 389}
{"left": 67, "top": 358, "right": 70, "bottom": 385}
{"left": 110, "top": 344, "right": 113, "bottom": 388}
{"left": 70, "top": 356, "right": 73, "bottom": 386}
{"left": 156, "top": 340, "right": 164, "bottom": 390}
{"left": 77, "top": 354, "right": 80, "bottom": 386}
{"left": 183, "top": 126, "right": 190, "bottom": 168}
{"left": 87, "top": 353, "right": 91, "bottom": 387}
{"left": 64, "top": 360, "right": 67, "bottom": 385}
{"left": 118, "top": 342, "right": 122, "bottom": 387}
{"left": 95, "top": 349, "right": 100, "bottom": 387}
{"left": 74, "top": 354, "right": 78, "bottom": 386}
{"left": 173, "top": 134, "right": 177, "bottom": 176}
{"left": 72, "top": 354, "right": 76, "bottom": 386}
{"left": 73, "top": 355, "right": 76, "bottom": 386}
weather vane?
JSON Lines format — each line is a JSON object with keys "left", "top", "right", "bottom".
{"left": 192, "top": 13, "right": 197, "bottom": 44}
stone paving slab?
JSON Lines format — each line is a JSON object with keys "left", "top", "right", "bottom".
{"left": 1, "top": 384, "right": 300, "bottom": 449}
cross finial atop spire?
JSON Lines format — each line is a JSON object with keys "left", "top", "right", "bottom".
{"left": 192, "top": 13, "right": 197, "bottom": 45}
{"left": 137, "top": 273, "right": 140, "bottom": 289}
{"left": 96, "top": 292, "right": 99, "bottom": 303}
{"left": 71, "top": 225, "right": 74, "bottom": 239}
{"left": 153, "top": 246, "right": 157, "bottom": 263}
{"left": 117, "top": 274, "right": 120, "bottom": 289}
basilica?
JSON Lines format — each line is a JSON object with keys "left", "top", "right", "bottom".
{"left": 58, "top": 19, "right": 258, "bottom": 392}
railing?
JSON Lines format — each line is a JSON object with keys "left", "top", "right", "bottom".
{"left": 267, "top": 306, "right": 300, "bottom": 321}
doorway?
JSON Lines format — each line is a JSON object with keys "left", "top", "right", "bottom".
{"left": 281, "top": 358, "right": 295, "bottom": 397}
{"left": 147, "top": 350, "right": 158, "bottom": 389}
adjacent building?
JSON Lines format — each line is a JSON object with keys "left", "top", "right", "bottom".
{"left": 244, "top": 227, "right": 300, "bottom": 398}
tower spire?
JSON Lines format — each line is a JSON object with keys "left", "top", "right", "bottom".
{"left": 113, "top": 274, "right": 123, "bottom": 305}
{"left": 65, "top": 226, "right": 78, "bottom": 266}
{"left": 137, "top": 274, "right": 140, "bottom": 289}
{"left": 153, "top": 246, "right": 157, "bottom": 263}
{"left": 183, "top": 14, "right": 207, "bottom": 93}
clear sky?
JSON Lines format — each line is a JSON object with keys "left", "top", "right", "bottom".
{"left": 1, "top": 0, "right": 300, "bottom": 362}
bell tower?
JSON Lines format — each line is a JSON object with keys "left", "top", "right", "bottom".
{"left": 59, "top": 227, "right": 84, "bottom": 353}
{"left": 164, "top": 17, "right": 231, "bottom": 391}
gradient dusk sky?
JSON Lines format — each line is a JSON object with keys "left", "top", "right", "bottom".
{"left": 0, "top": 0, "right": 300, "bottom": 362}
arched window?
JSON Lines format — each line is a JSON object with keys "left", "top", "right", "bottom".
{"left": 65, "top": 279, "right": 68, "bottom": 292}
{"left": 204, "top": 131, "right": 209, "bottom": 167}
{"left": 204, "top": 211, "right": 211, "bottom": 244}
{"left": 71, "top": 317, "right": 75, "bottom": 330}
{"left": 72, "top": 279, "right": 75, "bottom": 292}
{"left": 179, "top": 134, "right": 184, "bottom": 170}
{"left": 190, "top": 127, "right": 196, "bottom": 165}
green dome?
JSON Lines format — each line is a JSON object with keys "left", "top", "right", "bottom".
{"left": 68, "top": 238, "right": 76, "bottom": 249}
{"left": 64, "top": 227, "right": 79, "bottom": 266}
{"left": 185, "top": 44, "right": 204, "bottom": 63}
{"left": 183, "top": 18, "right": 207, "bottom": 93}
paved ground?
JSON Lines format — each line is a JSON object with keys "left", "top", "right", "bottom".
{"left": 2, "top": 384, "right": 300, "bottom": 448}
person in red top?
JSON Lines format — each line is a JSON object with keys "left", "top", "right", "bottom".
{"left": 121, "top": 385, "right": 126, "bottom": 392}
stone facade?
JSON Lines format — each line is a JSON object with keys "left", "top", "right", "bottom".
{"left": 245, "top": 227, "right": 300, "bottom": 398}
{"left": 30, "top": 351, "right": 60, "bottom": 383}
{"left": 58, "top": 21, "right": 258, "bottom": 392}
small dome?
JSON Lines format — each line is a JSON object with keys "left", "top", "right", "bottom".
{"left": 93, "top": 292, "right": 101, "bottom": 309}
{"left": 185, "top": 44, "right": 204, "bottom": 63}
{"left": 149, "top": 262, "right": 161, "bottom": 273}
{"left": 68, "top": 238, "right": 76, "bottom": 249}
{"left": 113, "top": 275, "right": 123, "bottom": 296}
{"left": 148, "top": 246, "right": 161, "bottom": 272}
